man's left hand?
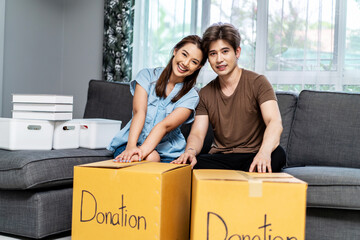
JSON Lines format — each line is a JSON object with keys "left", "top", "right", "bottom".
{"left": 249, "top": 151, "right": 272, "bottom": 173}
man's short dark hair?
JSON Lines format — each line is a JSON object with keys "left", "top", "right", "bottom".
{"left": 202, "top": 22, "right": 241, "bottom": 55}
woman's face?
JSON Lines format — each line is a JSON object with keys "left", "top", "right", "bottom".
{"left": 171, "top": 43, "right": 203, "bottom": 81}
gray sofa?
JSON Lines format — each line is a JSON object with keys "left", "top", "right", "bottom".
{"left": 0, "top": 80, "right": 133, "bottom": 239}
{"left": 0, "top": 80, "right": 359, "bottom": 239}
{"left": 280, "top": 90, "right": 360, "bottom": 239}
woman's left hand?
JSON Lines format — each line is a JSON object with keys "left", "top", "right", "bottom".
{"left": 115, "top": 146, "right": 143, "bottom": 162}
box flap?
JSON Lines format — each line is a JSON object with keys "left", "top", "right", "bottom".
{"left": 193, "top": 169, "right": 306, "bottom": 184}
{"left": 122, "top": 162, "right": 188, "bottom": 174}
{"left": 78, "top": 160, "right": 188, "bottom": 173}
{"left": 78, "top": 159, "right": 145, "bottom": 169}
{"left": 193, "top": 169, "right": 306, "bottom": 198}
{"left": 193, "top": 169, "right": 248, "bottom": 181}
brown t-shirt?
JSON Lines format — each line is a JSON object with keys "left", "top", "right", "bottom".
{"left": 196, "top": 69, "right": 277, "bottom": 154}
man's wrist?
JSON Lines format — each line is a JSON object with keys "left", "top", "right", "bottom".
{"left": 186, "top": 147, "right": 197, "bottom": 155}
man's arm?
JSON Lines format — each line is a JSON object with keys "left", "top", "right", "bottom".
{"left": 249, "top": 100, "right": 283, "bottom": 173}
{"left": 171, "top": 115, "right": 209, "bottom": 168}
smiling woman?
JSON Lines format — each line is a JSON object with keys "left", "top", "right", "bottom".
{"left": 108, "top": 35, "right": 207, "bottom": 163}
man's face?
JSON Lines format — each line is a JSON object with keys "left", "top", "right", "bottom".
{"left": 207, "top": 39, "right": 241, "bottom": 77}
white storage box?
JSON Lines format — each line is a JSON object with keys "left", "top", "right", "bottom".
{"left": 12, "top": 94, "right": 73, "bottom": 104}
{"left": 75, "top": 118, "right": 122, "bottom": 149}
{"left": 0, "top": 118, "right": 54, "bottom": 150}
{"left": 53, "top": 120, "right": 80, "bottom": 149}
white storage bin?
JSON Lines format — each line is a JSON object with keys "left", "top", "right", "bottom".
{"left": 53, "top": 120, "right": 80, "bottom": 149}
{"left": 0, "top": 118, "right": 54, "bottom": 150}
{"left": 75, "top": 118, "right": 122, "bottom": 149}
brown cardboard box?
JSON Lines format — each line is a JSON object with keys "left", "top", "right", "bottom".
{"left": 190, "top": 170, "right": 307, "bottom": 240}
{"left": 72, "top": 160, "right": 191, "bottom": 240}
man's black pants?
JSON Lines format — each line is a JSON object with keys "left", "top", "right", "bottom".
{"left": 193, "top": 145, "right": 286, "bottom": 172}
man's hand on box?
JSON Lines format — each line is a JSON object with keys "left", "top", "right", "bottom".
{"left": 171, "top": 150, "right": 197, "bottom": 168}
{"left": 249, "top": 151, "right": 272, "bottom": 173}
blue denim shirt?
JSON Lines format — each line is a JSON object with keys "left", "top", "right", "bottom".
{"left": 107, "top": 67, "right": 199, "bottom": 160}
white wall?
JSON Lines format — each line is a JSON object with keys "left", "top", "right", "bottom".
{"left": 0, "top": 0, "right": 5, "bottom": 116}
{"left": 62, "top": 0, "right": 104, "bottom": 118}
{"left": 0, "top": 0, "right": 104, "bottom": 118}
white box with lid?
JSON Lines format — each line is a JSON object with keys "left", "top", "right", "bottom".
{"left": 0, "top": 118, "right": 54, "bottom": 150}
{"left": 52, "top": 120, "right": 80, "bottom": 149}
{"left": 75, "top": 118, "right": 122, "bottom": 149}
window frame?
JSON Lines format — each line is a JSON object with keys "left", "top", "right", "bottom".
{"left": 133, "top": 0, "right": 358, "bottom": 92}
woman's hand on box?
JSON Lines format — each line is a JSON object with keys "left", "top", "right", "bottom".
{"left": 115, "top": 146, "right": 143, "bottom": 162}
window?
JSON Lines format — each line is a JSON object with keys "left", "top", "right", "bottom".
{"left": 133, "top": 0, "right": 360, "bottom": 92}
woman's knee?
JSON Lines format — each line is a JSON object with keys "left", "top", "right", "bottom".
{"left": 145, "top": 150, "right": 161, "bottom": 162}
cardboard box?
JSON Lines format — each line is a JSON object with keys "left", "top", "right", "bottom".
{"left": 191, "top": 170, "right": 307, "bottom": 240}
{"left": 72, "top": 161, "right": 192, "bottom": 240}
{"left": 0, "top": 118, "right": 54, "bottom": 150}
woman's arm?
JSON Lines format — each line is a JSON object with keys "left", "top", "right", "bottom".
{"left": 139, "top": 107, "right": 193, "bottom": 159}
{"left": 115, "top": 83, "right": 148, "bottom": 161}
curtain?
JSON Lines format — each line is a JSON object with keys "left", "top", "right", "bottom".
{"left": 103, "top": 0, "right": 135, "bottom": 82}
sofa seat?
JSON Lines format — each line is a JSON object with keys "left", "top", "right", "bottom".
{"left": 0, "top": 188, "right": 73, "bottom": 239}
{"left": 283, "top": 166, "right": 360, "bottom": 210}
{"left": 0, "top": 148, "right": 113, "bottom": 190}
{"left": 0, "top": 148, "right": 113, "bottom": 238}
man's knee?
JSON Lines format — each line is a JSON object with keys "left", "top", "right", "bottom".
{"left": 271, "top": 145, "right": 286, "bottom": 172}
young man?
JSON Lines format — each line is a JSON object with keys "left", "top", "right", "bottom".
{"left": 172, "top": 23, "right": 286, "bottom": 173}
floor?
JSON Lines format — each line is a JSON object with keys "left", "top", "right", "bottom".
{"left": 0, "top": 232, "right": 71, "bottom": 240}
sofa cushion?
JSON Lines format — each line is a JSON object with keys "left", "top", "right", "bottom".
{"left": 0, "top": 187, "right": 73, "bottom": 239}
{"left": 0, "top": 148, "right": 113, "bottom": 190}
{"left": 287, "top": 90, "right": 360, "bottom": 168}
{"left": 83, "top": 80, "right": 133, "bottom": 125}
{"left": 306, "top": 208, "right": 360, "bottom": 240}
{"left": 276, "top": 92, "right": 297, "bottom": 152}
{"left": 283, "top": 166, "right": 360, "bottom": 210}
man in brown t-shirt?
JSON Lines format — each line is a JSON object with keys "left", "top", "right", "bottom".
{"left": 172, "top": 23, "right": 286, "bottom": 172}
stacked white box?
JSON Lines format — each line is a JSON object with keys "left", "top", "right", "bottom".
{"left": 0, "top": 118, "right": 54, "bottom": 150}
{"left": 52, "top": 120, "right": 80, "bottom": 150}
{"left": 12, "top": 94, "right": 73, "bottom": 121}
{"left": 75, "top": 118, "right": 122, "bottom": 149}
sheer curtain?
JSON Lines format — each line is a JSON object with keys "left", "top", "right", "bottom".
{"left": 132, "top": 0, "right": 197, "bottom": 80}
{"left": 132, "top": 0, "right": 360, "bottom": 92}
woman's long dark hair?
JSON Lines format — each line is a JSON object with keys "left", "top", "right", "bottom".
{"left": 155, "top": 35, "right": 207, "bottom": 102}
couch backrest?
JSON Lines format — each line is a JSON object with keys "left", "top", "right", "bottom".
{"left": 83, "top": 80, "right": 298, "bottom": 155}
{"left": 83, "top": 80, "right": 133, "bottom": 125}
{"left": 287, "top": 90, "right": 360, "bottom": 168}
{"left": 276, "top": 92, "right": 298, "bottom": 152}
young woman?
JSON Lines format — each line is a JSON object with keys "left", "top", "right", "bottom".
{"left": 108, "top": 35, "right": 206, "bottom": 163}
